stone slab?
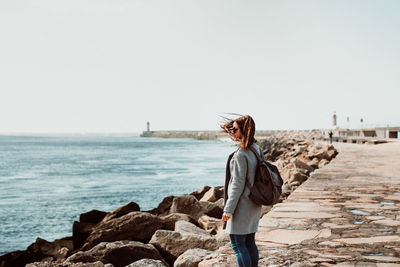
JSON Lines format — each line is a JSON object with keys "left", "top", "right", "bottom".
{"left": 268, "top": 211, "right": 336, "bottom": 219}
{"left": 333, "top": 235, "right": 400, "bottom": 245}
{"left": 373, "top": 219, "right": 400, "bottom": 227}
{"left": 362, "top": 256, "right": 400, "bottom": 262}
{"left": 257, "top": 229, "right": 321, "bottom": 245}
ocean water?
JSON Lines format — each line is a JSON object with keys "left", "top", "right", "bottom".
{"left": 0, "top": 135, "right": 234, "bottom": 255}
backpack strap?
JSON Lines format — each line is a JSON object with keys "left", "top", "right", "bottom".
{"left": 245, "top": 145, "right": 263, "bottom": 189}
{"left": 249, "top": 145, "right": 263, "bottom": 163}
{"left": 249, "top": 145, "right": 278, "bottom": 188}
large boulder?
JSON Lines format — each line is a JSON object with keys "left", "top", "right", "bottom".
{"left": 291, "top": 158, "right": 314, "bottom": 175}
{"left": 65, "top": 240, "right": 167, "bottom": 267}
{"left": 27, "top": 237, "right": 73, "bottom": 258}
{"left": 81, "top": 212, "right": 165, "bottom": 250}
{"left": 198, "top": 253, "right": 237, "bottom": 267}
{"left": 127, "top": 259, "right": 168, "bottom": 267}
{"left": 288, "top": 169, "right": 309, "bottom": 184}
{"left": 147, "top": 196, "right": 175, "bottom": 216}
{"left": 190, "top": 186, "right": 211, "bottom": 200}
{"left": 169, "top": 195, "right": 204, "bottom": 220}
{"left": 101, "top": 202, "right": 140, "bottom": 223}
{"left": 199, "top": 187, "right": 224, "bottom": 202}
{"left": 149, "top": 221, "right": 219, "bottom": 264}
{"left": 0, "top": 237, "right": 73, "bottom": 267}
{"left": 0, "top": 250, "right": 44, "bottom": 267}
{"left": 174, "top": 248, "right": 216, "bottom": 267}
{"left": 73, "top": 221, "right": 97, "bottom": 250}
{"left": 197, "top": 215, "right": 221, "bottom": 235}
{"left": 80, "top": 210, "right": 108, "bottom": 224}
{"left": 161, "top": 213, "right": 199, "bottom": 230}
{"left": 306, "top": 157, "right": 320, "bottom": 170}
{"left": 73, "top": 210, "right": 107, "bottom": 250}
{"left": 325, "top": 145, "right": 338, "bottom": 159}
{"left": 26, "top": 261, "right": 107, "bottom": 267}
{"left": 199, "top": 201, "right": 223, "bottom": 219}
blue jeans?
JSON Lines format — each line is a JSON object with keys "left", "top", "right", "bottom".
{"left": 229, "top": 233, "right": 258, "bottom": 267}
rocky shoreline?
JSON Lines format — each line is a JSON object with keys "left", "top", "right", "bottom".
{"left": 0, "top": 137, "right": 338, "bottom": 267}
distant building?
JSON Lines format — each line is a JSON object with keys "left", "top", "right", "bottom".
{"left": 147, "top": 122, "right": 150, "bottom": 132}
{"left": 332, "top": 112, "right": 337, "bottom": 128}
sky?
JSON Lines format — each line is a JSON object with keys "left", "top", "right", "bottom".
{"left": 1, "top": 0, "right": 399, "bottom": 133}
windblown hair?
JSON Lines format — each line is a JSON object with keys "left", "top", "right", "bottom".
{"left": 220, "top": 114, "right": 256, "bottom": 150}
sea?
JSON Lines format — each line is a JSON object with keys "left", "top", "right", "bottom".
{"left": 0, "top": 135, "right": 235, "bottom": 255}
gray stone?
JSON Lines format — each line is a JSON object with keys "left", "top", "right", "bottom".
{"left": 82, "top": 212, "right": 165, "bottom": 250}
{"left": 149, "top": 221, "right": 219, "bottom": 264}
{"left": 127, "top": 258, "right": 168, "bottom": 267}
{"left": 66, "top": 240, "right": 167, "bottom": 267}
{"left": 161, "top": 213, "right": 199, "bottom": 230}
{"left": 174, "top": 248, "right": 215, "bottom": 267}
{"left": 199, "top": 186, "right": 224, "bottom": 202}
{"left": 169, "top": 195, "right": 204, "bottom": 219}
{"left": 101, "top": 202, "right": 140, "bottom": 223}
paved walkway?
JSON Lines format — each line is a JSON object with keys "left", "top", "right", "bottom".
{"left": 256, "top": 141, "right": 400, "bottom": 266}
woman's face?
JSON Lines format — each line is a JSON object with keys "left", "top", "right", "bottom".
{"left": 230, "top": 121, "right": 243, "bottom": 141}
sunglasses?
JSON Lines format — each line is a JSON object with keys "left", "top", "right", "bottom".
{"left": 229, "top": 126, "right": 238, "bottom": 133}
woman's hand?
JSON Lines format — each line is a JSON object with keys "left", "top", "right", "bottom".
{"left": 221, "top": 213, "right": 231, "bottom": 223}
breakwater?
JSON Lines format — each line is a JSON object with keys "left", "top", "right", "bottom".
{"left": 141, "top": 128, "right": 397, "bottom": 144}
{"left": 1, "top": 135, "right": 339, "bottom": 267}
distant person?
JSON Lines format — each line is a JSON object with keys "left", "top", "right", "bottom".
{"left": 221, "top": 115, "right": 262, "bottom": 267}
{"left": 329, "top": 131, "right": 333, "bottom": 144}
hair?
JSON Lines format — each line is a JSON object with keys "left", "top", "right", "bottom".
{"left": 220, "top": 114, "right": 256, "bottom": 150}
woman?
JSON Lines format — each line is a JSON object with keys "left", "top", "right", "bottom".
{"left": 221, "top": 115, "right": 262, "bottom": 267}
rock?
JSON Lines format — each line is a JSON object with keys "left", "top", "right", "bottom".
{"left": 281, "top": 184, "right": 292, "bottom": 195}
{"left": 318, "top": 159, "right": 330, "bottom": 168}
{"left": 310, "top": 149, "right": 330, "bottom": 161}
{"left": 169, "top": 195, "right": 204, "bottom": 220}
{"left": 174, "top": 248, "right": 215, "bottom": 267}
{"left": 148, "top": 196, "right": 175, "bottom": 216}
{"left": 326, "top": 149, "right": 337, "bottom": 159}
{"left": 279, "top": 164, "right": 293, "bottom": 183}
{"left": 73, "top": 210, "right": 108, "bottom": 250}
{"left": 324, "top": 144, "right": 338, "bottom": 159}
{"left": 149, "top": 221, "right": 219, "bottom": 264}
{"left": 198, "top": 215, "right": 221, "bottom": 235}
{"left": 101, "top": 202, "right": 140, "bottom": 223}
{"left": 291, "top": 158, "right": 314, "bottom": 175}
{"left": 190, "top": 186, "right": 211, "bottom": 200}
{"left": 290, "top": 181, "right": 300, "bottom": 187}
{"left": 199, "top": 187, "right": 224, "bottom": 202}
{"left": 73, "top": 221, "right": 97, "bottom": 250}
{"left": 54, "top": 247, "right": 69, "bottom": 260}
{"left": 66, "top": 240, "right": 167, "bottom": 267}
{"left": 0, "top": 250, "right": 45, "bottom": 267}
{"left": 307, "top": 157, "right": 320, "bottom": 170}
{"left": 27, "top": 237, "right": 73, "bottom": 258}
{"left": 82, "top": 212, "right": 165, "bottom": 250}
{"left": 199, "top": 201, "right": 223, "bottom": 219}
{"left": 175, "top": 220, "right": 210, "bottom": 236}
{"left": 80, "top": 210, "right": 108, "bottom": 224}
{"left": 26, "top": 261, "right": 107, "bottom": 267}
{"left": 289, "top": 169, "right": 309, "bottom": 184}
{"left": 127, "top": 259, "right": 168, "bottom": 267}
{"left": 292, "top": 144, "right": 307, "bottom": 156}
{"left": 198, "top": 253, "right": 237, "bottom": 267}
{"left": 161, "top": 213, "right": 199, "bottom": 230}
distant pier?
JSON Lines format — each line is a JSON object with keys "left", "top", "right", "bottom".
{"left": 140, "top": 127, "right": 400, "bottom": 143}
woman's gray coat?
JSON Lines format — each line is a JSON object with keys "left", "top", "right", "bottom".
{"left": 223, "top": 143, "right": 262, "bottom": 235}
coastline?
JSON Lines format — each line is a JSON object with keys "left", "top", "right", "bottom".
{"left": 1, "top": 133, "right": 342, "bottom": 266}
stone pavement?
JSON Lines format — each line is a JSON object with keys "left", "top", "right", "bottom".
{"left": 255, "top": 141, "right": 400, "bottom": 266}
